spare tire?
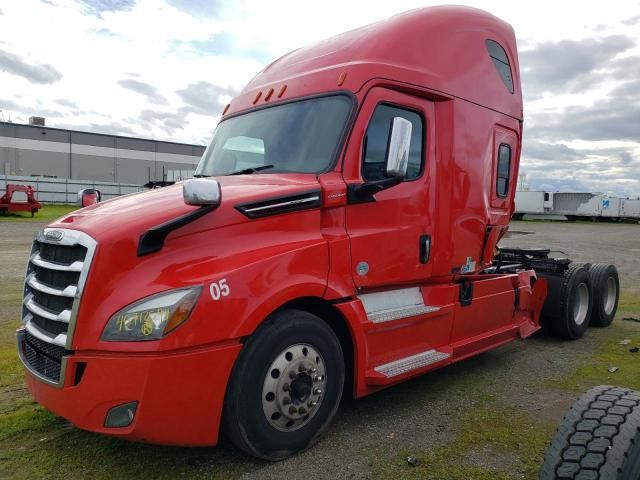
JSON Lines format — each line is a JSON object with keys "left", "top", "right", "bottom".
{"left": 540, "top": 385, "right": 640, "bottom": 480}
{"left": 588, "top": 263, "right": 619, "bottom": 328}
{"left": 540, "top": 264, "right": 593, "bottom": 340}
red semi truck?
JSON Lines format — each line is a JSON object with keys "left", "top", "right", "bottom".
{"left": 17, "top": 6, "right": 619, "bottom": 460}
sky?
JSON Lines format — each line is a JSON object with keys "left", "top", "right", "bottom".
{"left": 0, "top": 0, "right": 639, "bottom": 197}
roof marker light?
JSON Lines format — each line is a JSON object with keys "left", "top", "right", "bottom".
{"left": 338, "top": 71, "right": 347, "bottom": 86}
{"left": 277, "top": 84, "right": 287, "bottom": 98}
{"left": 253, "top": 91, "right": 262, "bottom": 104}
{"left": 264, "top": 88, "right": 274, "bottom": 101}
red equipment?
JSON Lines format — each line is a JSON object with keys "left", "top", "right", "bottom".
{"left": 0, "top": 184, "right": 42, "bottom": 216}
{"left": 16, "top": 6, "right": 619, "bottom": 460}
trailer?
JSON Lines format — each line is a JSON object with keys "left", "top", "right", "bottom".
{"left": 17, "top": 6, "right": 620, "bottom": 460}
{"left": 515, "top": 190, "right": 640, "bottom": 221}
{"left": 513, "top": 190, "right": 554, "bottom": 219}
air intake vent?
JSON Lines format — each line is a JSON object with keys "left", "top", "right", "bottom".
{"left": 29, "top": 116, "right": 46, "bottom": 126}
{"left": 236, "top": 190, "right": 322, "bottom": 218}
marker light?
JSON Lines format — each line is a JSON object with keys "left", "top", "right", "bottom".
{"left": 101, "top": 287, "right": 201, "bottom": 341}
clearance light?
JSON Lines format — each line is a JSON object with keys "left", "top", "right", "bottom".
{"left": 101, "top": 287, "right": 201, "bottom": 341}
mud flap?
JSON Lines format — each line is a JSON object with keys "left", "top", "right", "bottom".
{"left": 519, "top": 277, "right": 547, "bottom": 338}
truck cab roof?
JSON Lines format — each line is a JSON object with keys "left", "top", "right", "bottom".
{"left": 227, "top": 5, "right": 522, "bottom": 120}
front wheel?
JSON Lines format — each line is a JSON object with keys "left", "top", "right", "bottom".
{"left": 222, "top": 309, "right": 344, "bottom": 460}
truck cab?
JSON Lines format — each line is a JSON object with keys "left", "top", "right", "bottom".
{"left": 18, "top": 6, "right": 599, "bottom": 460}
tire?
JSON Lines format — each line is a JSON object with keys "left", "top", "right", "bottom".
{"left": 540, "top": 264, "right": 593, "bottom": 340}
{"left": 222, "top": 309, "right": 344, "bottom": 460}
{"left": 540, "top": 385, "right": 640, "bottom": 480}
{"left": 588, "top": 264, "right": 619, "bottom": 328}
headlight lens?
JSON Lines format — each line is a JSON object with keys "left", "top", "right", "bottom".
{"left": 101, "top": 287, "right": 201, "bottom": 341}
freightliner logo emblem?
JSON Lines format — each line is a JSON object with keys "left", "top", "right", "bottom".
{"left": 44, "top": 230, "right": 64, "bottom": 242}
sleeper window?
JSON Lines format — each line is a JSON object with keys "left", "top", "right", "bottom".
{"left": 496, "top": 144, "right": 511, "bottom": 198}
{"left": 362, "top": 105, "right": 423, "bottom": 182}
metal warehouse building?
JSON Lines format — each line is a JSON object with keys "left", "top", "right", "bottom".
{"left": 0, "top": 120, "right": 205, "bottom": 185}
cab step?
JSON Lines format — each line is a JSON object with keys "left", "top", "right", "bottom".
{"left": 366, "top": 349, "right": 451, "bottom": 385}
{"left": 359, "top": 287, "right": 440, "bottom": 324}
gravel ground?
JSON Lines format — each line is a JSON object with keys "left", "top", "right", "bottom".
{"left": 504, "top": 220, "right": 640, "bottom": 288}
{"left": 0, "top": 218, "right": 638, "bottom": 479}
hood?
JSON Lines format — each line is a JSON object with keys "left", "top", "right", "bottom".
{"left": 48, "top": 174, "right": 321, "bottom": 243}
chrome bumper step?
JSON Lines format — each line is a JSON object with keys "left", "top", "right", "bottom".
{"left": 374, "top": 349, "right": 451, "bottom": 378}
{"left": 358, "top": 287, "right": 440, "bottom": 324}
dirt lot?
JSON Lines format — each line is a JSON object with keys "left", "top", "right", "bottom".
{"left": 0, "top": 215, "right": 639, "bottom": 480}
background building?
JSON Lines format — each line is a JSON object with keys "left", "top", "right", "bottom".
{"left": 0, "top": 119, "right": 205, "bottom": 185}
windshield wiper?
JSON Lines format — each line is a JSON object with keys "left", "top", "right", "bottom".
{"left": 228, "top": 164, "right": 274, "bottom": 176}
{"left": 192, "top": 173, "right": 211, "bottom": 178}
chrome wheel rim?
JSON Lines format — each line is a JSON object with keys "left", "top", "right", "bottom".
{"left": 604, "top": 276, "right": 617, "bottom": 315}
{"left": 262, "top": 343, "right": 327, "bottom": 432}
{"left": 573, "top": 283, "right": 589, "bottom": 326}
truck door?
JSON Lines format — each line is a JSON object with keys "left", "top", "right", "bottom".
{"left": 343, "top": 88, "right": 434, "bottom": 288}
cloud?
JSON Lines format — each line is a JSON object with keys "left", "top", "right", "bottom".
{"left": 523, "top": 140, "right": 582, "bottom": 161}
{"left": 166, "top": 0, "right": 224, "bottom": 18}
{"left": 528, "top": 83, "right": 640, "bottom": 143}
{"left": 176, "top": 81, "right": 238, "bottom": 115}
{"left": 78, "top": 0, "right": 136, "bottom": 17}
{"left": 0, "top": 98, "right": 21, "bottom": 110}
{"left": 138, "top": 109, "right": 188, "bottom": 135}
{"left": 622, "top": 15, "right": 640, "bottom": 25}
{"left": 55, "top": 98, "right": 78, "bottom": 108}
{"left": 0, "top": 48, "right": 62, "bottom": 84}
{"left": 520, "top": 35, "right": 635, "bottom": 95}
{"left": 176, "top": 32, "right": 272, "bottom": 61}
{"left": 117, "top": 78, "right": 167, "bottom": 104}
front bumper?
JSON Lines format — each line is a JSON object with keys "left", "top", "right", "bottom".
{"left": 18, "top": 329, "right": 242, "bottom": 446}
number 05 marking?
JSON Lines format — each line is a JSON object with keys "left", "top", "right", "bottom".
{"left": 210, "top": 278, "right": 230, "bottom": 301}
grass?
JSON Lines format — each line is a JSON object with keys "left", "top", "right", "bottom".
{"left": 0, "top": 204, "right": 78, "bottom": 222}
{"left": 373, "top": 406, "right": 555, "bottom": 480}
{"left": 369, "top": 288, "right": 640, "bottom": 479}
{"left": 548, "top": 290, "right": 640, "bottom": 392}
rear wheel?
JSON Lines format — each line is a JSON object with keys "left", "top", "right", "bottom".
{"left": 588, "top": 263, "right": 619, "bottom": 327}
{"left": 222, "top": 309, "right": 344, "bottom": 460}
{"left": 540, "top": 385, "right": 640, "bottom": 479}
{"left": 540, "top": 264, "right": 593, "bottom": 340}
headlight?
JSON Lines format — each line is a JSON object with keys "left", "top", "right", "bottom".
{"left": 101, "top": 287, "right": 201, "bottom": 341}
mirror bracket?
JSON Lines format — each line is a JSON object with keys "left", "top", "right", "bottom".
{"left": 346, "top": 177, "right": 402, "bottom": 204}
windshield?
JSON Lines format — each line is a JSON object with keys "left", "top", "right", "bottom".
{"left": 195, "top": 95, "right": 352, "bottom": 176}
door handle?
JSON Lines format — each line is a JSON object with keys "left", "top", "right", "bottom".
{"left": 420, "top": 234, "right": 431, "bottom": 264}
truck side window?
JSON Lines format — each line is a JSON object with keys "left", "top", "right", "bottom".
{"left": 496, "top": 143, "right": 511, "bottom": 197}
{"left": 362, "top": 104, "right": 423, "bottom": 182}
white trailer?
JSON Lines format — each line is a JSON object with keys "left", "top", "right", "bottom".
{"left": 513, "top": 191, "right": 640, "bottom": 221}
{"left": 514, "top": 191, "right": 554, "bottom": 214}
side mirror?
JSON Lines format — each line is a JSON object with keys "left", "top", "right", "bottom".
{"left": 78, "top": 189, "right": 101, "bottom": 207}
{"left": 183, "top": 178, "right": 221, "bottom": 206}
{"left": 385, "top": 117, "right": 412, "bottom": 178}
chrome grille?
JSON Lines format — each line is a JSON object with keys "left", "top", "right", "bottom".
{"left": 18, "top": 228, "right": 97, "bottom": 386}
{"left": 21, "top": 331, "right": 66, "bottom": 382}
